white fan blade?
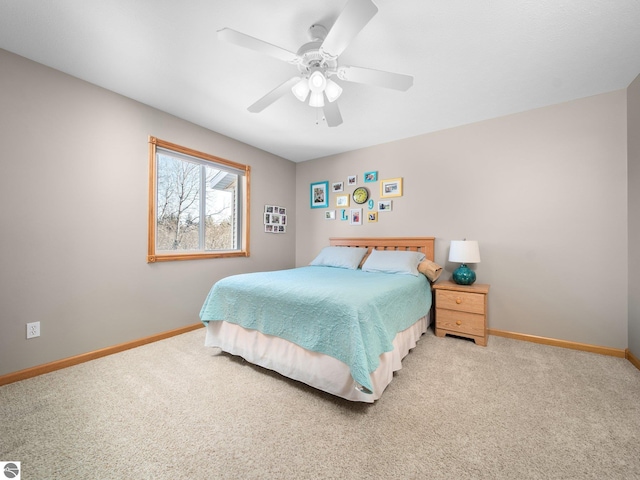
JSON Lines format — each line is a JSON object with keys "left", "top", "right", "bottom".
{"left": 248, "top": 76, "right": 300, "bottom": 113}
{"left": 218, "top": 28, "right": 300, "bottom": 64}
{"left": 320, "top": 0, "right": 378, "bottom": 59}
{"left": 337, "top": 66, "right": 413, "bottom": 91}
{"left": 323, "top": 97, "right": 343, "bottom": 127}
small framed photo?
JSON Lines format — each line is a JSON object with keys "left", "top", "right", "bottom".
{"left": 310, "top": 181, "right": 329, "bottom": 208}
{"left": 265, "top": 205, "right": 274, "bottom": 213}
{"left": 378, "top": 200, "right": 392, "bottom": 212}
{"left": 336, "top": 194, "right": 350, "bottom": 207}
{"left": 380, "top": 178, "right": 403, "bottom": 198}
{"left": 347, "top": 175, "right": 357, "bottom": 186}
{"left": 277, "top": 225, "right": 286, "bottom": 234}
{"left": 367, "top": 212, "right": 378, "bottom": 223}
{"left": 278, "top": 207, "right": 286, "bottom": 215}
{"left": 265, "top": 224, "right": 274, "bottom": 233}
{"left": 325, "top": 210, "right": 336, "bottom": 220}
{"left": 364, "top": 171, "right": 378, "bottom": 183}
{"left": 350, "top": 208, "right": 362, "bottom": 225}
{"left": 332, "top": 182, "right": 344, "bottom": 193}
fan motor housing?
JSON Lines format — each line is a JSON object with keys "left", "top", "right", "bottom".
{"left": 296, "top": 25, "right": 337, "bottom": 76}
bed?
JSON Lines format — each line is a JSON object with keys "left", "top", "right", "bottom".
{"left": 200, "top": 237, "right": 436, "bottom": 402}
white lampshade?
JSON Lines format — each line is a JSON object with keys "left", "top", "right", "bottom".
{"left": 308, "top": 70, "right": 327, "bottom": 93}
{"left": 309, "top": 91, "right": 325, "bottom": 108}
{"left": 291, "top": 78, "right": 310, "bottom": 102}
{"left": 324, "top": 79, "right": 343, "bottom": 103}
{"left": 449, "top": 240, "right": 481, "bottom": 264}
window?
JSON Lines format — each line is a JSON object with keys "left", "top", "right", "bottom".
{"left": 148, "top": 137, "right": 250, "bottom": 262}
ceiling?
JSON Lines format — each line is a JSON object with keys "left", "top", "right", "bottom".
{"left": 1, "top": 1, "right": 639, "bottom": 163}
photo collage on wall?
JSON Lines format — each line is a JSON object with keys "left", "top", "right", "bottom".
{"left": 312, "top": 171, "right": 403, "bottom": 226}
{"left": 264, "top": 205, "right": 287, "bottom": 234}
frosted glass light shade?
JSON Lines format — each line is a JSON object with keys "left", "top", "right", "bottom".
{"left": 325, "top": 79, "right": 343, "bottom": 102}
{"left": 291, "top": 78, "right": 310, "bottom": 102}
{"left": 309, "top": 91, "right": 325, "bottom": 107}
{"left": 308, "top": 71, "right": 327, "bottom": 92}
{"left": 448, "top": 240, "right": 481, "bottom": 264}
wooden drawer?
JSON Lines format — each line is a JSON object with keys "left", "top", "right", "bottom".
{"left": 436, "top": 290, "right": 485, "bottom": 314}
{"left": 436, "top": 309, "right": 485, "bottom": 337}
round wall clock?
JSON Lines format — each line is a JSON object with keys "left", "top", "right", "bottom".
{"left": 352, "top": 187, "right": 369, "bottom": 204}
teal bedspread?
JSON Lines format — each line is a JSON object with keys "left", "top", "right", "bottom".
{"left": 199, "top": 266, "right": 431, "bottom": 393}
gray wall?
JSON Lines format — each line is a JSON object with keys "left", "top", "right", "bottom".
{"left": 629, "top": 74, "right": 640, "bottom": 358}
{"left": 1, "top": 46, "right": 635, "bottom": 377}
{"left": 296, "top": 91, "right": 628, "bottom": 349}
{"left": 0, "top": 49, "right": 296, "bottom": 376}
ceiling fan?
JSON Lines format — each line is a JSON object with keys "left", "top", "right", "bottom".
{"left": 217, "top": 0, "right": 413, "bottom": 127}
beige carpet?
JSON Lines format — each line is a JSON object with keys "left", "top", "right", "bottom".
{"left": 1, "top": 328, "right": 639, "bottom": 479}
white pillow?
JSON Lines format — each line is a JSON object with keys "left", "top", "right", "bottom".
{"left": 361, "top": 249, "right": 426, "bottom": 276}
{"left": 309, "top": 246, "right": 368, "bottom": 270}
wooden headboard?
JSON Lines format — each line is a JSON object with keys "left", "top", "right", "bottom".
{"left": 329, "top": 237, "right": 435, "bottom": 262}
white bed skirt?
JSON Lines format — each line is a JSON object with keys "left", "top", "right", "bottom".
{"left": 204, "top": 313, "right": 430, "bottom": 403}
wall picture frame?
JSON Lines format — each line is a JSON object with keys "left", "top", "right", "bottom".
{"left": 332, "top": 181, "right": 344, "bottom": 193}
{"left": 380, "top": 177, "right": 403, "bottom": 198}
{"left": 264, "top": 205, "right": 287, "bottom": 234}
{"left": 364, "top": 171, "right": 378, "bottom": 183}
{"left": 325, "top": 210, "right": 336, "bottom": 220}
{"left": 367, "top": 212, "right": 378, "bottom": 222}
{"left": 347, "top": 175, "right": 357, "bottom": 186}
{"left": 350, "top": 208, "right": 362, "bottom": 225}
{"left": 310, "top": 181, "right": 329, "bottom": 208}
{"left": 336, "top": 194, "right": 350, "bottom": 207}
{"left": 378, "top": 200, "right": 392, "bottom": 212}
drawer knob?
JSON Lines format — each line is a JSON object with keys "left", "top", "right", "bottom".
{"left": 455, "top": 298, "right": 462, "bottom": 304}
{"left": 456, "top": 320, "right": 462, "bottom": 325}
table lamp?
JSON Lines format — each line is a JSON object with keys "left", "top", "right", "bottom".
{"left": 449, "top": 240, "right": 481, "bottom": 285}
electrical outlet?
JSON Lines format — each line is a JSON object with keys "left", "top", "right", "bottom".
{"left": 26, "top": 321, "right": 40, "bottom": 339}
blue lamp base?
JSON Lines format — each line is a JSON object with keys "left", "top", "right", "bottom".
{"left": 452, "top": 264, "right": 476, "bottom": 285}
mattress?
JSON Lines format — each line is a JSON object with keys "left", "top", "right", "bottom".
{"left": 204, "top": 313, "right": 430, "bottom": 402}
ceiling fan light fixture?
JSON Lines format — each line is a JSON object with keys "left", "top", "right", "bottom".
{"left": 219, "top": 0, "right": 414, "bottom": 125}
{"left": 309, "top": 91, "right": 325, "bottom": 108}
{"left": 291, "top": 78, "right": 310, "bottom": 102}
{"left": 308, "top": 70, "right": 327, "bottom": 93}
{"left": 325, "top": 79, "right": 343, "bottom": 103}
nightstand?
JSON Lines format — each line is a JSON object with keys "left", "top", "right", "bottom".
{"left": 432, "top": 281, "right": 490, "bottom": 346}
